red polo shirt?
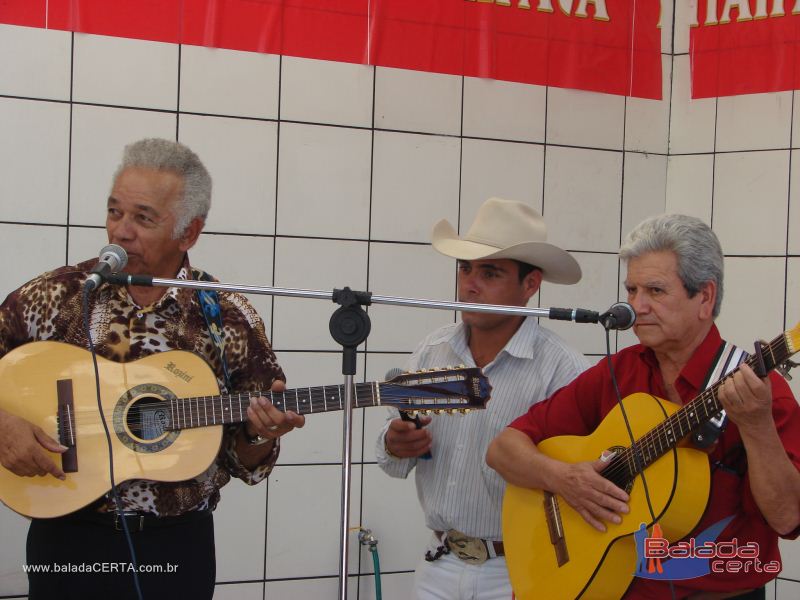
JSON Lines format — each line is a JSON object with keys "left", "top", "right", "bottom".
{"left": 509, "top": 325, "right": 800, "bottom": 598}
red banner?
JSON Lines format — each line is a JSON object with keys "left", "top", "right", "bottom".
{"left": 690, "top": 0, "right": 800, "bottom": 98}
{"left": 0, "top": 0, "right": 662, "bottom": 99}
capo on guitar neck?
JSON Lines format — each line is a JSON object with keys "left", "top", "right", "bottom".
{"left": 752, "top": 340, "right": 768, "bottom": 378}
{"left": 776, "top": 359, "right": 798, "bottom": 381}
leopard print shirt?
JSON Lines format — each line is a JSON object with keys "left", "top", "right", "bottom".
{"left": 0, "top": 256, "right": 284, "bottom": 516}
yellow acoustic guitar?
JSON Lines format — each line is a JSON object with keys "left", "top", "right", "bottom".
{"left": 0, "top": 341, "right": 490, "bottom": 519}
{"left": 503, "top": 324, "right": 799, "bottom": 600}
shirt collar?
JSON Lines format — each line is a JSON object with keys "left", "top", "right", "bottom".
{"left": 443, "top": 316, "right": 541, "bottom": 365}
{"left": 637, "top": 324, "right": 723, "bottom": 391}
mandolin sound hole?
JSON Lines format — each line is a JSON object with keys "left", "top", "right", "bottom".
{"left": 125, "top": 396, "right": 171, "bottom": 441}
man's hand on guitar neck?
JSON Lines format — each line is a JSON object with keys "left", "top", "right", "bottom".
{"left": 236, "top": 379, "right": 306, "bottom": 469}
{"left": 0, "top": 408, "right": 67, "bottom": 480}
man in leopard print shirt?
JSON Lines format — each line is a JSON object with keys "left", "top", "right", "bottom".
{"left": 0, "top": 138, "right": 303, "bottom": 599}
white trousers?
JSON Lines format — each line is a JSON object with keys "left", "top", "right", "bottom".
{"left": 413, "top": 550, "right": 513, "bottom": 600}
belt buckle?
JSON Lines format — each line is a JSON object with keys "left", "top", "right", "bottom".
{"left": 445, "top": 529, "right": 489, "bottom": 565}
{"left": 114, "top": 511, "right": 145, "bottom": 533}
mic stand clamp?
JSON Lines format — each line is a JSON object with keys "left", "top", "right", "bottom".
{"left": 329, "top": 287, "right": 371, "bottom": 600}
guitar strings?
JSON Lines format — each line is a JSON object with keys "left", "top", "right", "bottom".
{"left": 598, "top": 332, "right": 786, "bottom": 484}
{"left": 66, "top": 387, "right": 473, "bottom": 432}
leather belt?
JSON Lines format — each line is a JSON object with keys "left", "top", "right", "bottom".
{"left": 435, "top": 529, "right": 504, "bottom": 564}
{"left": 66, "top": 507, "right": 212, "bottom": 533}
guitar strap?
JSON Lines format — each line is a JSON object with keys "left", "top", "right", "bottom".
{"left": 690, "top": 341, "right": 747, "bottom": 449}
{"left": 193, "top": 268, "right": 233, "bottom": 392}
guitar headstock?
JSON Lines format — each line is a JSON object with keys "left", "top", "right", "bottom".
{"left": 787, "top": 322, "right": 800, "bottom": 355}
{"left": 379, "top": 367, "right": 491, "bottom": 413}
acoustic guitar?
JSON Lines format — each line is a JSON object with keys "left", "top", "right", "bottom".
{"left": 0, "top": 341, "right": 490, "bottom": 519}
{"left": 503, "top": 324, "right": 799, "bottom": 600}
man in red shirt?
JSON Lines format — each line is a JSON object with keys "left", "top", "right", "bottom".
{"left": 487, "top": 214, "right": 800, "bottom": 599}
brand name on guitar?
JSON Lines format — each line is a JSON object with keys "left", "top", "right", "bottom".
{"left": 164, "top": 361, "right": 193, "bottom": 382}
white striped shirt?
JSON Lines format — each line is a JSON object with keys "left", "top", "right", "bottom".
{"left": 376, "top": 316, "right": 588, "bottom": 540}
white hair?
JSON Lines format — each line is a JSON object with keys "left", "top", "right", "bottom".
{"left": 113, "top": 138, "right": 212, "bottom": 237}
{"left": 619, "top": 214, "right": 724, "bottom": 317}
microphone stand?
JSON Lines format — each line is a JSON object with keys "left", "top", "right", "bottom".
{"left": 105, "top": 273, "right": 609, "bottom": 598}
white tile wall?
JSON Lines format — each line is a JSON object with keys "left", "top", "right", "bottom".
{"left": 371, "top": 131, "right": 461, "bottom": 243}
{"left": 712, "top": 151, "right": 789, "bottom": 255}
{"left": 214, "top": 581, "right": 264, "bottom": 600}
{"left": 276, "top": 123, "right": 372, "bottom": 239}
{"left": 2, "top": 4, "right": 799, "bottom": 595}
{"left": 624, "top": 58, "right": 672, "bottom": 155}
{"left": 716, "top": 91, "right": 792, "bottom": 152}
{"left": 622, "top": 152, "right": 668, "bottom": 237}
{"left": 179, "top": 114, "right": 278, "bottom": 236}
{"left": 669, "top": 55, "right": 716, "bottom": 154}
{"left": 214, "top": 478, "right": 268, "bottom": 582}
{"left": 360, "top": 464, "right": 430, "bottom": 572}
{"left": 0, "top": 98, "right": 70, "bottom": 224}
{"left": 0, "top": 505, "right": 30, "bottom": 598}
{"left": 180, "top": 45, "right": 280, "bottom": 119}
{"left": 787, "top": 259, "right": 800, "bottom": 408}
{"left": 73, "top": 33, "right": 178, "bottom": 110}
{"left": 0, "top": 24, "right": 71, "bottom": 100}
{"left": 538, "top": 253, "right": 622, "bottom": 355}
{"left": 462, "top": 77, "right": 546, "bottom": 143}
{"left": 69, "top": 104, "right": 177, "bottom": 226}
{"left": 190, "top": 232, "right": 276, "bottom": 320}
{"left": 271, "top": 351, "right": 366, "bottom": 465}
{"left": 543, "top": 146, "right": 623, "bottom": 252}
{"left": 789, "top": 150, "right": 800, "bottom": 255}
{"left": 272, "top": 237, "right": 368, "bottom": 351}
{"left": 0, "top": 224, "right": 67, "bottom": 298}
{"left": 716, "top": 257, "right": 786, "bottom": 348}
{"left": 459, "top": 139, "right": 544, "bottom": 230}
{"left": 265, "top": 465, "right": 363, "bottom": 577}
{"left": 366, "top": 242, "right": 456, "bottom": 353}
{"left": 375, "top": 67, "right": 462, "bottom": 135}
{"left": 66, "top": 225, "right": 111, "bottom": 266}
{"left": 281, "top": 56, "right": 373, "bottom": 128}
{"left": 659, "top": 0, "right": 675, "bottom": 55}
{"left": 665, "top": 154, "right": 714, "bottom": 222}
{"left": 672, "top": 0, "right": 693, "bottom": 54}
{"left": 546, "top": 87, "right": 625, "bottom": 150}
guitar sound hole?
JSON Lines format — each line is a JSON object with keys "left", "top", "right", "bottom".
{"left": 126, "top": 397, "right": 171, "bottom": 441}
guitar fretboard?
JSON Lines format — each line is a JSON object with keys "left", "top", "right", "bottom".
{"left": 607, "top": 331, "right": 791, "bottom": 487}
{"left": 166, "top": 382, "right": 381, "bottom": 430}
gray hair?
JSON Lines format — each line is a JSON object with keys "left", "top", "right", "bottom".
{"left": 619, "top": 214, "right": 724, "bottom": 317}
{"left": 113, "top": 138, "right": 212, "bottom": 237}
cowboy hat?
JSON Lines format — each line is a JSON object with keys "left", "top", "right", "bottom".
{"left": 431, "top": 197, "right": 581, "bottom": 285}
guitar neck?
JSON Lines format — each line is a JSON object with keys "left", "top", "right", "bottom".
{"left": 619, "top": 330, "right": 792, "bottom": 476}
{"left": 166, "top": 382, "right": 380, "bottom": 430}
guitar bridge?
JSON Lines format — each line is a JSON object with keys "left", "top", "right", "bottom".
{"left": 56, "top": 379, "right": 78, "bottom": 473}
{"left": 543, "top": 491, "right": 569, "bottom": 567}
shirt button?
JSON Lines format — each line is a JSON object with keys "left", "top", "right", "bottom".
{"left": 136, "top": 312, "right": 144, "bottom": 319}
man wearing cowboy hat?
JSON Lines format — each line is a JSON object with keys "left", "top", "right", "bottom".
{"left": 376, "top": 197, "right": 588, "bottom": 599}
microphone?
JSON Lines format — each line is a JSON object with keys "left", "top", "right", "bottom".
{"left": 385, "top": 368, "right": 432, "bottom": 460}
{"left": 599, "top": 302, "right": 636, "bottom": 331}
{"left": 85, "top": 244, "right": 128, "bottom": 291}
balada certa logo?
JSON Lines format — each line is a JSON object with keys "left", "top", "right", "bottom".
{"left": 634, "top": 516, "right": 781, "bottom": 580}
